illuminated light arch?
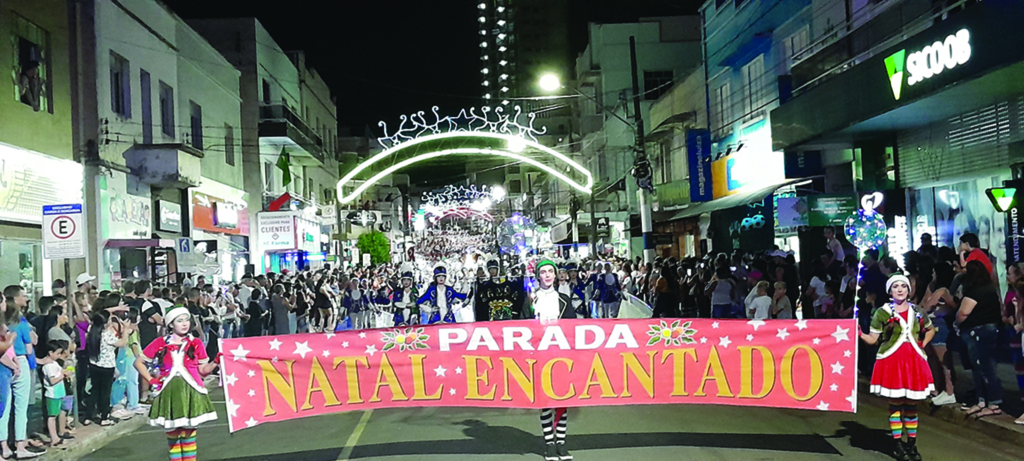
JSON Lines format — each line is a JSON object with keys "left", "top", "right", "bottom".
{"left": 337, "top": 134, "right": 593, "bottom": 205}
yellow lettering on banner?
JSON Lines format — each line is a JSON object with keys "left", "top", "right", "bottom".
{"left": 410, "top": 355, "right": 443, "bottom": 401}
{"left": 660, "top": 348, "right": 697, "bottom": 396}
{"left": 694, "top": 346, "right": 733, "bottom": 397}
{"left": 370, "top": 353, "right": 409, "bottom": 403}
{"left": 464, "top": 355, "right": 497, "bottom": 400}
{"left": 332, "top": 356, "right": 369, "bottom": 404}
{"left": 780, "top": 345, "right": 823, "bottom": 401}
{"left": 578, "top": 354, "right": 616, "bottom": 399}
{"left": 540, "top": 358, "right": 575, "bottom": 400}
{"left": 737, "top": 346, "right": 776, "bottom": 399}
{"left": 500, "top": 357, "right": 537, "bottom": 403}
{"left": 301, "top": 357, "right": 342, "bottom": 410}
{"left": 259, "top": 360, "right": 297, "bottom": 416}
{"left": 620, "top": 351, "right": 657, "bottom": 398}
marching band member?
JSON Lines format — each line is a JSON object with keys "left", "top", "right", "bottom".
{"left": 391, "top": 271, "right": 419, "bottom": 325}
{"left": 417, "top": 266, "right": 466, "bottom": 324}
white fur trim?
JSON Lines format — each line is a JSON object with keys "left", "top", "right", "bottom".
{"left": 148, "top": 411, "right": 218, "bottom": 429}
{"left": 870, "top": 383, "right": 935, "bottom": 400}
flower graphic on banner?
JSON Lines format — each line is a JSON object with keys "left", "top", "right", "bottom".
{"left": 381, "top": 327, "right": 430, "bottom": 352}
{"left": 646, "top": 320, "right": 697, "bottom": 347}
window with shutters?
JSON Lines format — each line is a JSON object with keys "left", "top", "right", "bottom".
{"left": 110, "top": 52, "right": 131, "bottom": 118}
{"left": 741, "top": 55, "right": 766, "bottom": 121}
{"left": 712, "top": 81, "right": 732, "bottom": 136}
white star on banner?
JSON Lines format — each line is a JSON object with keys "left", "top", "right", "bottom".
{"left": 700, "top": 337, "right": 708, "bottom": 344}
{"left": 844, "top": 350, "right": 852, "bottom": 358}
{"left": 230, "top": 345, "right": 250, "bottom": 362}
{"left": 794, "top": 319, "right": 808, "bottom": 331}
{"left": 712, "top": 322, "right": 720, "bottom": 329}
{"left": 268, "top": 338, "right": 282, "bottom": 351}
{"left": 247, "top": 370, "right": 255, "bottom": 378}
{"left": 455, "top": 367, "right": 463, "bottom": 375}
{"left": 342, "top": 341, "right": 349, "bottom": 348}
{"left": 223, "top": 373, "right": 238, "bottom": 387}
{"left": 846, "top": 389, "right": 858, "bottom": 410}
{"left": 777, "top": 328, "right": 790, "bottom": 341}
{"left": 247, "top": 389, "right": 256, "bottom": 398}
{"left": 449, "top": 388, "right": 456, "bottom": 396}
{"left": 746, "top": 334, "right": 754, "bottom": 341}
{"left": 359, "top": 332, "right": 367, "bottom": 339}
{"left": 326, "top": 333, "right": 336, "bottom": 339}
{"left": 271, "top": 356, "right": 279, "bottom": 363}
{"left": 830, "top": 383, "right": 839, "bottom": 392}
{"left": 747, "top": 320, "right": 766, "bottom": 331}
{"left": 365, "top": 344, "right": 378, "bottom": 356}
{"left": 294, "top": 341, "right": 313, "bottom": 359}
{"left": 816, "top": 401, "right": 830, "bottom": 411}
{"left": 245, "top": 417, "right": 258, "bottom": 428}
{"left": 434, "top": 365, "right": 447, "bottom": 377}
{"left": 322, "top": 349, "right": 331, "bottom": 358}
{"left": 227, "top": 399, "right": 239, "bottom": 418}
{"left": 719, "top": 336, "right": 732, "bottom": 348}
{"left": 831, "top": 361, "right": 844, "bottom": 375}
{"left": 812, "top": 338, "right": 821, "bottom": 345}
{"left": 832, "top": 325, "right": 850, "bottom": 343}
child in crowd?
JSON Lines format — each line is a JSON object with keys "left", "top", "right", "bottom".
{"left": 40, "top": 339, "right": 73, "bottom": 447}
{"left": 772, "top": 282, "right": 793, "bottom": 319}
{"left": 747, "top": 281, "right": 772, "bottom": 320}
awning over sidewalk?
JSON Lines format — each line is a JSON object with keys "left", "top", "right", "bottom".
{"left": 661, "top": 178, "right": 809, "bottom": 222}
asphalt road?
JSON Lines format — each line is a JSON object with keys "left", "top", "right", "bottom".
{"left": 83, "top": 386, "right": 1024, "bottom": 461}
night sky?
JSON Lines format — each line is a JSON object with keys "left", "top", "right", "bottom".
{"left": 163, "top": 0, "right": 700, "bottom": 133}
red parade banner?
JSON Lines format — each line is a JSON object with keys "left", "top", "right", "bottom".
{"left": 220, "top": 319, "right": 858, "bottom": 432}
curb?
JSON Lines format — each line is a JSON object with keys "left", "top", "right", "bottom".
{"left": 36, "top": 416, "right": 147, "bottom": 461}
{"left": 857, "top": 381, "right": 1024, "bottom": 447}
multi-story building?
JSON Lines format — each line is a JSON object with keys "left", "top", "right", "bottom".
{"left": 187, "top": 18, "right": 337, "bottom": 274}
{"left": 70, "top": 0, "right": 245, "bottom": 288}
{"left": 0, "top": 0, "right": 81, "bottom": 303}
{"left": 772, "top": 0, "right": 1020, "bottom": 277}
{"left": 572, "top": 17, "right": 702, "bottom": 256}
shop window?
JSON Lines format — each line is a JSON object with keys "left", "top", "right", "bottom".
{"left": 189, "top": 101, "right": 203, "bottom": 150}
{"left": 159, "top": 82, "right": 174, "bottom": 138}
{"left": 110, "top": 52, "right": 131, "bottom": 118}
{"left": 13, "top": 15, "right": 50, "bottom": 113}
{"left": 643, "top": 70, "right": 673, "bottom": 101}
{"left": 224, "top": 124, "right": 235, "bottom": 166}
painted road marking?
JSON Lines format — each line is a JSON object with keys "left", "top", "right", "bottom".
{"left": 337, "top": 410, "right": 373, "bottom": 461}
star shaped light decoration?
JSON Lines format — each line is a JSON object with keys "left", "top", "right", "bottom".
{"left": 293, "top": 341, "right": 313, "bottom": 359}
{"left": 747, "top": 319, "right": 766, "bottom": 331}
{"left": 268, "top": 338, "right": 282, "bottom": 351}
{"left": 831, "top": 361, "right": 844, "bottom": 375}
{"left": 230, "top": 345, "right": 250, "bottom": 362}
{"left": 831, "top": 325, "right": 850, "bottom": 343}
{"left": 777, "top": 328, "right": 790, "bottom": 341}
{"left": 434, "top": 365, "right": 447, "bottom": 377}
{"left": 718, "top": 336, "right": 732, "bottom": 348}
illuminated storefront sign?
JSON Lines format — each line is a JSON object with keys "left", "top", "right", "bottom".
{"left": 888, "top": 215, "right": 910, "bottom": 267}
{"left": 0, "top": 143, "right": 83, "bottom": 226}
{"left": 886, "top": 29, "right": 971, "bottom": 100}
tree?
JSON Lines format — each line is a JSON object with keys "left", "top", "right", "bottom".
{"left": 356, "top": 231, "right": 391, "bottom": 265}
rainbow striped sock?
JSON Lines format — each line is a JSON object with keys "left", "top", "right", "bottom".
{"left": 903, "top": 405, "right": 918, "bottom": 438}
{"left": 167, "top": 430, "right": 182, "bottom": 460}
{"left": 180, "top": 429, "right": 197, "bottom": 461}
{"left": 889, "top": 404, "right": 903, "bottom": 439}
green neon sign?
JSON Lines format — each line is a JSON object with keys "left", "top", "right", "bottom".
{"left": 986, "top": 187, "right": 1017, "bottom": 212}
{"left": 884, "top": 49, "right": 905, "bottom": 100}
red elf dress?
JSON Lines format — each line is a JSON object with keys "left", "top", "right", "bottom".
{"left": 869, "top": 304, "right": 936, "bottom": 400}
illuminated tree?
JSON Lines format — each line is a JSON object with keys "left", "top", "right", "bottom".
{"left": 356, "top": 231, "right": 392, "bottom": 265}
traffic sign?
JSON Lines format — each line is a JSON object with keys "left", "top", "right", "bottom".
{"left": 178, "top": 237, "right": 192, "bottom": 254}
{"left": 177, "top": 237, "right": 197, "bottom": 273}
{"left": 42, "top": 204, "right": 85, "bottom": 260}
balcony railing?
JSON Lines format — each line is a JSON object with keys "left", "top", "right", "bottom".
{"left": 259, "top": 104, "right": 325, "bottom": 162}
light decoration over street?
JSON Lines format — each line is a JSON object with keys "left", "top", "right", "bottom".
{"left": 421, "top": 185, "right": 504, "bottom": 220}
{"left": 337, "top": 107, "right": 593, "bottom": 204}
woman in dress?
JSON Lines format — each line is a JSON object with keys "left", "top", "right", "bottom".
{"left": 859, "top": 274, "right": 935, "bottom": 461}
{"left": 134, "top": 307, "right": 218, "bottom": 461}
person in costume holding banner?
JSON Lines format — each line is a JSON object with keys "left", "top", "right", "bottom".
{"left": 391, "top": 271, "right": 419, "bottom": 326}
{"left": 859, "top": 274, "right": 934, "bottom": 461}
{"left": 475, "top": 259, "right": 523, "bottom": 321}
{"left": 134, "top": 307, "right": 218, "bottom": 461}
{"left": 529, "top": 259, "right": 576, "bottom": 461}
{"left": 417, "top": 266, "right": 466, "bottom": 324}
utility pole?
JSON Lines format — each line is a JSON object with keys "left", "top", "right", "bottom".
{"left": 629, "top": 36, "right": 655, "bottom": 265}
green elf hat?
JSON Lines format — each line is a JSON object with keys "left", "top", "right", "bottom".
{"left": 535, "top": 259, "right": 557, "bottom": 277}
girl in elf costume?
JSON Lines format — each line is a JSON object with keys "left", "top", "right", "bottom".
{"left": 529, "top": 259, "right": 576, "bottom": 461}
{"left": 134, "top": 307, "right": 218, "bottom": 461}
{"left": 859, "top": 274, "right": 935, "bottom": 461}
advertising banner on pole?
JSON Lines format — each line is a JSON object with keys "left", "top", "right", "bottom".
{"left": 219, "top": 318, "right": 858, "bottom": 432}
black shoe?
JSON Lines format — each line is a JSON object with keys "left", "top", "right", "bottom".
{"left": 544, "top": 443, "right": 558, "bottom": 461}
{"left": 905, "top": 439, "right": 922, "bottom": 461}
{"left": 556, "top": 442, "right": 573, "bottom": 460}
{"left": 893, "top": 440, "right": 910, "bottom": 461}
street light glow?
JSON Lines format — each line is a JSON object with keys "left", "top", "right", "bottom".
{"left": 539, "top": 74, "right": 561, "bottom": 92}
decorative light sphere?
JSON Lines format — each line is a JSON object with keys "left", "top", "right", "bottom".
{"left": 539, "top": 74, "right": 561, "bottom": 92}
{"left": 844, "top": 209, "right": 887, "bottom": 249}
